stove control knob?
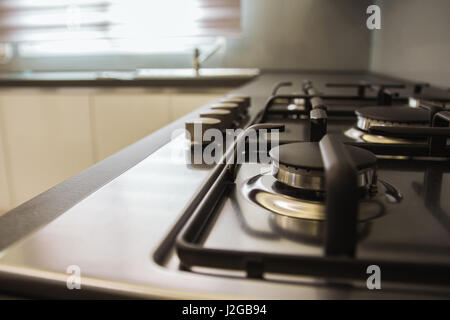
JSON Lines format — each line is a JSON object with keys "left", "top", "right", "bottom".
{"left": 185, "top": 118, "right": 222, "bottom": 145}
{"left": 310, "top": 97, "right": 327, "bottom": 110}
{"left": 210, "top": 102, "right": 240, "bottom": 118}
{"left": 220, "top": 95, "right": 251, "bottom": 113}
{"left": 228, "top": 94, "right": 251, "bottom": 107}
{"left": 200, "top": 109, "right": 233, "bottom": 129}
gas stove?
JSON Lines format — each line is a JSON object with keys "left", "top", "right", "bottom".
{"left": 161, "top": 76, "right": 450, "bottom": 297}
{"left": 0, "top": 72, "right": 449, "bottom": 299}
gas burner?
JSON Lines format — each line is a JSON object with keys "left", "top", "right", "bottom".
{"left": 344, "top": 127, "right": 424, "bottom": 145}
{"left": 241, "top": 173, "right": 391, "bottom": 221}
{"left": 345, "top": 106, "right": 430, "bottom": 145}
{"left": 269, "top": 210, "right": 372, "bottom": 245}
{"left": 269, "top": 142, "right": 377, "bottom": 191}
{"left": 355, "top": 106, "right": 429, "bottom": 131}
{"left": 239, "top": 141, "right": 400, "bottom": 225}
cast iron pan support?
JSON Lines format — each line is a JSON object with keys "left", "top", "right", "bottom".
{"left": 430, "top": 111, "right": 450, "bottom": 157}
{"left": 326, "top": 81, "right": 405, "bottom": 100}
{"left": 319, "top": 135, "right": 358, "bottom": 257}
{"left": 172, "top": 129, "right": 450, "bottom": 285}
{"left": 303, "top": 80, "right": 320, "bottom": 96}
{"left": 271, "top": 81, "right": 292, "bottom": 96}
{"left": 228, "top": 123, "right": 285, "bottom": 180}
{"left": 309, "top": 108, "right": 327, "bottom": 142}
{"left": 326, "top": 81, "right": 370, "bottom": 98}
{"left": 368, "top": 109, "right": 450, "bottom": 157}
{"left": 413, "top": 83, "right": 430, "bottom": 95}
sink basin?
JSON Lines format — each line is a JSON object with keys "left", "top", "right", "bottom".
{"left": 134, "top": 68, "right": 260, "bottom": 79}
{"left": 0, "top": 68, "right": 259, "bottom": 86}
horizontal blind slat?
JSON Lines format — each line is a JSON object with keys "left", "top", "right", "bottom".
{"left": 0, "top": 0, "right": 241, "bottom": 42}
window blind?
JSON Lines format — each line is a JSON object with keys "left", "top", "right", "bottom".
{"left": 0, "top": 0, "right": 241, "bottom": 55}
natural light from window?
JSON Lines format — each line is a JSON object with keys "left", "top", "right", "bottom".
{"left": 0, "top": 0, "right": 241, "bottom": 57}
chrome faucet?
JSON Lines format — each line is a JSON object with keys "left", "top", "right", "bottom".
{"left": 193, "top": 48, "right": 200, "bottom": 74}
{"left": 192, "top": 37, "right": 225, "bottom": 75}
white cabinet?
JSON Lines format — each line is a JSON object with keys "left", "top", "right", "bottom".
{"left": 0, "top": 91, "right": 94, "bottom": 208}
{"left": 169, "top": 92, "right": 222, "bottom": 119}
{"left": 0, "top": 123, "right": 11, "bottom": 214}
{"left": 91, "top": 91, "right": 171, "bottom": 161}
{"left": 91, "top": 90, "right": 224, "bottom": 160}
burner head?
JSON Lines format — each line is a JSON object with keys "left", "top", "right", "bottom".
{"left": 355, "top": 106, "right": 429, "bottom": 131}
{"left": 269, "top": 142, "right": 377, "bottom": 191}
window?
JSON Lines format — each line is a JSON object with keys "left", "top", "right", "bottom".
{"left": 0, "top": 0, "right": 241, "bottom": 57}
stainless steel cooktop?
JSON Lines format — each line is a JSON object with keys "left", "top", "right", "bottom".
{"left": 1, "top": 72, "right": 449, "bottom": 299}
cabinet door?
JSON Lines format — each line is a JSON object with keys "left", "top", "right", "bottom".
{"left": 169, "top": 93, "right": 223, "bottom": 120}
{"left": 0, "top": 119, "right": 11, "bottom": 215}
{"left": 91, "top": 92, "right": 170, "bottom": 161}
{"left": 0, "top": 92, "right": 94, "bottom": 208}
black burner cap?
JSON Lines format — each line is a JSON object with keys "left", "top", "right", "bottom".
{"left": 270, "top": 142, "right": 377, "bottom": 171}
{"left": 355, "top": 106, "right": 429, "bottom": 123}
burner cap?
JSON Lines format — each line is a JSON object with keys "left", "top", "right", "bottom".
{"left": 355, "top": 106, "right": 429, "bottom": 131}
{"left": 269, "top": 142, "right": 376, "bottom": 191}
{"left": 271, "top": 142, "right": 376, "bottom": 170}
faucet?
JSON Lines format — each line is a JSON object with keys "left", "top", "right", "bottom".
{"left": 192, "top": 37, "right": 225, "bottom": 75}
{"left": 193, "top": 48, "right": 200, "bottom": 74}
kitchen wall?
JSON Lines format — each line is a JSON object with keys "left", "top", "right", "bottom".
{"left": 0, "top": 0, "right": 372, "bottom": 72}
{"left": 2, "top": 0, "right": 450, "bottom": 88}
{"left": 217, "top": 0, "right": 371, "bottom": 71}
{"left": 369, "top": 0, "right": 450, "bottom": 88}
